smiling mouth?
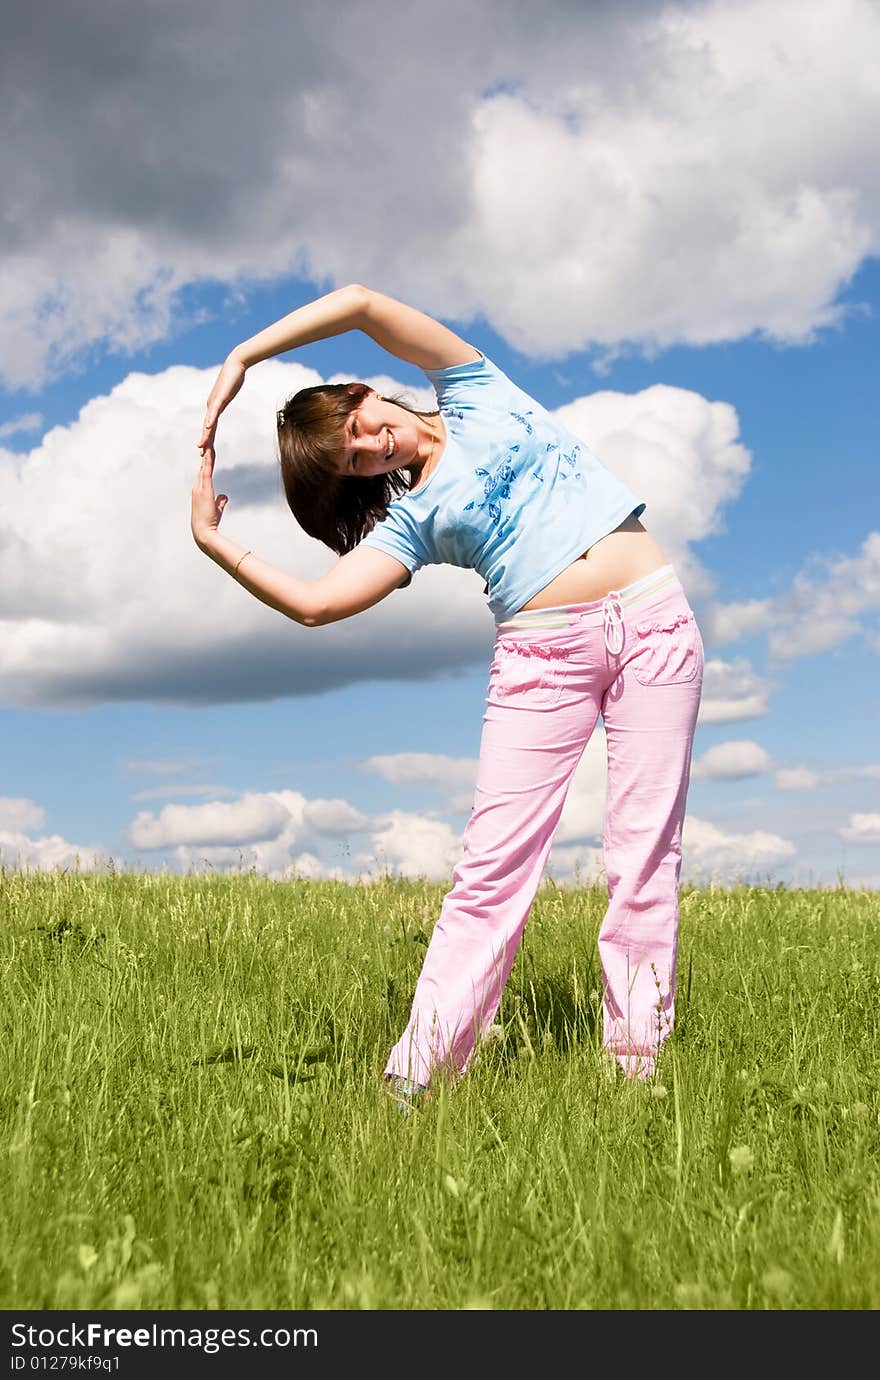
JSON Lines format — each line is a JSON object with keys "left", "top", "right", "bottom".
{"left": 386, "top": 428, "right": 395, "bottom": 460}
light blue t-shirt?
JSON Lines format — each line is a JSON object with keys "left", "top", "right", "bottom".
{"left": 360, "top": 352, "right": 646, "bottom": 621}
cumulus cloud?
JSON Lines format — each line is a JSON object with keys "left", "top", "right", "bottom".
{"left": 691, "top": 740, "right": 771, "bottom": 781}
{"left": 0, "top": 414, "right": 42, "bottom": 441}
{"left": 704, "top": 531, "right": 880, "bottom": 658}
{"left": 354, "top": 812, "right": 462, "bottom": 882}
{"left": 2, "top": 0, "right": 879, "bottom": 386}
{"left": 552, "top": 734, "right": 608, "bottom": 846}
{"left": 0, "top": 360, "right": 490, "bottom": 707}
{"left": 512, "top": 808, "right": 801, "bottom": 886}
{"left": 543, "top": 844, "right": 607, "bottom": 885}
{"left": 0, "top": 359, "right": 740, "bottom": 707}
{"left": 363, "top": 734, "right": 609, "bottom": 843}
{"left": 702, "top": 597, "right": 773, "bottom": 647}
{"left": 698, "top": 656, "right": 772, "bottom": 723}
{"left": 775, "top": 763, "right": 880, "bottom": 790}
{"left": 840, "top": 813, "right": 880, "bottom": 844}
{"left": 171, "top": 841, "right": 346, "bottom": 882}
{"left": 302, "top": 798, "right": 370, "bottom": 836}
{"left": 766, "top": 533, "right": 880, "bottom": 660}
{"left": 681, "top": 815, "right": 796, "bottom": 882}
{"left": 127, "top": 785, "right": 414, "bottom": 880}
{"left": 0, "top": 797, "right": 106, "bottom": 871}
{"left": 135, "top": 789, "right": 327, "bottom": 879}
{"left": 129, "top": 792, "right": 294, "bottom": 851}
{"left": 0, "top": 797, "right": 46, "bottom": 831}
{"left": 0, "top": 833, "right": 105, "bottom": 872}
{"left": 120, "top": 734, "right": 612, "bottom": 882}
{"left": 775, "top": 767, "right": 821, "bottom": 791}
{"left": 21, "top": 756, "right": 810, "bottom": 885}
{"left": 363, "top": 753, "right": 480, "bottom": 805}
{"left": 555, "top": 384, "right": 750, "bottom": 596}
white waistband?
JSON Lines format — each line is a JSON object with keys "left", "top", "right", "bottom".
{"left": 497, "top": 564, "right": 679, "bottom": 631}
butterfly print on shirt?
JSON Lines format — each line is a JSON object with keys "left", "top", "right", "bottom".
{"left": 464, "top": 454, "right": 519, "bottom": 526}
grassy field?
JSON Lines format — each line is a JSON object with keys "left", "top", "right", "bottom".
{"left": 1, "top": 868, "right": 877, "bottom": 1311}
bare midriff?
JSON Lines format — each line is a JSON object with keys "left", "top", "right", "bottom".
{"left": 518, "top": 513, "right": 671, "bottom": 611}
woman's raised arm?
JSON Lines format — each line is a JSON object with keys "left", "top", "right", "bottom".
{"left": 198, "top": 284, "right": 479, "bottom": 454}
{"left": 232, "top": 283, "right": 479, "bottom": 372}
{"left": 357, "top": 287, "right": 482, "bottom": 371}
{"left": 198, "top": 285, "right": 365, "bottom": 454}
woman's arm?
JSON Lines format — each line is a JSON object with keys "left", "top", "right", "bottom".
{"left": 232, "top": 283, "right": 480, "bottom": 372}
{"left": 191, "top": 451, "right": 409, "bottom": 627}
{"left": 199, "top": 284, "right": 480, "bottom": 454}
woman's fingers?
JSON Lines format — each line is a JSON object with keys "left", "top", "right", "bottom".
{"left": 198, "top": 403, "right": 218, "bottom": 449}
{"left": 197, "top": 358, "right": 245, "bottom": 451}
{"left": 191, "top": 449, "right": 229, "bottom": 543}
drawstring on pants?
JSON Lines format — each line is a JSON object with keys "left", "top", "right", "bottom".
{"left": 602, "top": 595, "right": 625, "bottom": 655}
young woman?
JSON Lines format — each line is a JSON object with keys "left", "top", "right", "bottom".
{"left": 192, "top": 284, "right": 704, "bottom": 1101}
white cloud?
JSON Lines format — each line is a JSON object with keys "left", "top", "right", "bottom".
{"left": 0, "top": 360, "right": 490, "bottom": 707}
{"left": 0, "top": 361, "right": 740, "bottom": 707}
{"left": 121, "top": 734, "right": 608, "bottom": 883}
{"left": 775, "top": 768, "right": 821, "bottom": 791}
{"left": 698, "top": 656, "right": 772, "bottom": 724}
{"left": 681, "top": 815, "right": 796, "bottom": 882}
{"left": 129, "top": 791, "right": 295, "bottom": 850}
{"left": 840, "top": 813, "right": 880, "bottom": 844}
{"left": 128, "top": 786, "right": 375, "bottom": 879}
{"left": 302, "top": 798, "right": 371, "bottom": 836}
{"left": 0, "top": 797, "right": 46, "bottom": 831}
{"left": 3, "top": 1, "right": 880, "bottom": 385}
{"left": 767, "top": 533, "right": 880, "bottom": 660}
{"left": 774, "top": 761, "right": 880, "bottom": 791}
{"left": 355, "top": 811, "right": 462, "bottom": 882}
{"left": 286, "top": 852, "right": 344, "bottom": 881}
{"left": 363, "top": 752, "right": 480, "bottom": 814}
{"left": 363, "top": 733, "right": 609, "bottom": 843}
{"left": 0, "top": 414, "right": 42, "bottom": 441}
{"left": 0, "top": 797, "right": 106, "bottom": 871}
{"left": 0, "top": 800, "right": 105, "bottom": 872}
{"left": 544, "top": 843, "right": 606, "bottom": 885}
{"left": 702, "top": 599, "right": 775, "bottom": 647}
{"left": 553, "top": 734, "right": 608, "bottom": 845}
{"left": 828, "top": 765, "right": 880, "bottom": 783}
{"left": 172, "top": 841, "right": 346, "bottom": 881}
{"left": 554, "top": 384, "right": 750, "bottom": 596}
{"left": 692, "top": 740, "right": 771, "bottom": 781}
{"left": 0, "top": 832, "right": 105, "bottom": 872}
{"left": 705, "top": 531, "right": 880, "bottom": 658}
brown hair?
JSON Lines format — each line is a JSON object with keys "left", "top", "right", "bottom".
{"left": 277, "top": 383, "right": 439, "bottom": 555}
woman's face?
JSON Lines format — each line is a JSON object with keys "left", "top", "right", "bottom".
{"left": 335, "top": 393, "right": 424, "bottom": 479}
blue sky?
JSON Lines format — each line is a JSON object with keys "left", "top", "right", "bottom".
{"left": 1, "top": 0, "right": 878, "bottom": 888}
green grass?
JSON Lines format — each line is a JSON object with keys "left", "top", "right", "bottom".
{"left": 1, "top": 869, "right": 877, "bottom": 1310}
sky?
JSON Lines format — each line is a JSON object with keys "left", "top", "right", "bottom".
{"left": 1, "top": 0, "right": 878, "bottom": 889}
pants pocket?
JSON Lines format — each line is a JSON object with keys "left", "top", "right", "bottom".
{"left": 630, "top": 609, "right": 701, "bottom": 686}
{"left": 490, "top": 641, "right": 566, "bottom": 706}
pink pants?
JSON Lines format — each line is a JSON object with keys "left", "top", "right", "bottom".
{"left": 385, "top": 564, "right": 704, "bottom": 1084}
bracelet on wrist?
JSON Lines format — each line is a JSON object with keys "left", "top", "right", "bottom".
{"left": 233, "top": 550, "right": 252, "bottom": 577}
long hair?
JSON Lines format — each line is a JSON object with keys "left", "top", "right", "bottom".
{"left": 277, "top": 383, "right": 439, "bottom": 554}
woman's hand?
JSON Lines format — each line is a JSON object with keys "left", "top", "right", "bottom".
{"left": 191, "top": 447, "right": 229, "bottom": 550}
{"left": 197, "top": 353, "right": 246, "bottom": 456}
